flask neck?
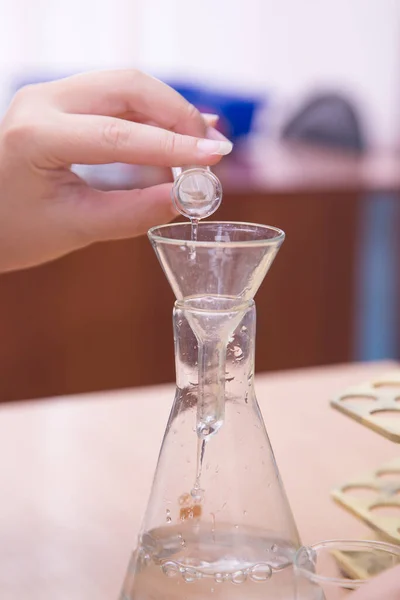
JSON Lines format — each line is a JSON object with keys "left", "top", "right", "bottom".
{"left": 173, "top": 301, "right": 256, "bottom": 408}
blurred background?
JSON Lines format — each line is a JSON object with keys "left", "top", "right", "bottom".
{"left": 0, "top": 0, "right": 400, "bottom": 401}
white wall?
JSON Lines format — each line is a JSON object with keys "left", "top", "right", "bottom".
{"left": 1, "top": 0, "right": 399, "bottom": 148}
{"left": 136, "top": 0, "right": 400, "bottom": 149}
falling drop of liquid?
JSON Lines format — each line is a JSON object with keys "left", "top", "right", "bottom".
{"left": 189, "top": 218, "right": 199, "bottom": 261}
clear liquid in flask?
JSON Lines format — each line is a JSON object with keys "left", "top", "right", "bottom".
{"left": 122, "top": 523, "right": 297, "bottom": 600}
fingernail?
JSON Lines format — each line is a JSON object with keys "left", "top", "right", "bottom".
{"left": 197, "top": 138, "right": 233, "bottom": 156}
{"left": 206, "top": 126, "right": 230, "bottom": 142}
{"left": 202, "top": 113, "right": 220, "bottom": 125}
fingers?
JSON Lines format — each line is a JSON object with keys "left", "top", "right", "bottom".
{"left": 48, "top": 69, "right": 208, "bottom": 137}
{"left": 72, "top": 183, "right": 178, "bottom": 242}
{"left": 349, "top": 565, "right": 400, "bottom": 600}
{"left": 39, "top": 114, "right": 232, "bottom": 168}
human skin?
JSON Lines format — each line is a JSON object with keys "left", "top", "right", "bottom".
{"left": 0, "top": 69, "right": 232, "bottom": 273}
{"left": 349, "top": 564, "right": 400, "bottom": 599}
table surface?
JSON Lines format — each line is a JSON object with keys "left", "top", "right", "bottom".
{"left": 0, "top": 361, "right": 397, "bottom": 599}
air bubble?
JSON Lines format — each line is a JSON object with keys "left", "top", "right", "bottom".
{"left": 232, "top": 570, "right": 247, "bottom": 584}
{"left": 214, "top": 573, "right": 224, "bottom": 583}
{"left": 166, "top": 509, "right": 172, "bottom": 523}
{"left": 162, "top": 562, "right": 179, "bottom": 578}
{"left": 271, "top": 544, "right": 278, "bottom": 553}
{"left": 241, "top": 326, "right": 248, "bottom": 333}
{"left": 250, "top": 563, "right": 272, "bottom": 582}
{"left": 182, "top": 567, "right": 199, "bottom": 583}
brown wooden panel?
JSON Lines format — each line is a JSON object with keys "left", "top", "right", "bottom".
{"left": 0, "top": 190, "right": 360, "bottom": 402}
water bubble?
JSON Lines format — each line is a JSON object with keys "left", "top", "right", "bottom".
{"left": 166, "top": 509, "right": 172, "bottom": 523}
{"left": 271, "top": 543, "right": 278, "bottom": 553}
{"left": 232, "top": 570, "right": 247, "bottom": 584}
{"left": 214, "top": 573, "right": 224, "bottom": 584}
{"left": 166, "top": 516, "right": 172, "bottom": 523}
{"left": 190, "top": 487, "right": 204, "bottom": 503}
{"left": 250, "top": 563, "right": 272, "bottom": 582}
{"left": 162, "top": 561, "right": 179, "bottom": 578}
{"left": 182, "top": 567, "right": 199, "bottom": 583}
{"left": 241, "top": 326, "right": 248, "bottom": 333}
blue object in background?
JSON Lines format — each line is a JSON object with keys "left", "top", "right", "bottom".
{"left": 167, "top": 81, "right": 265, "bottom": 142}
{"left": 354, "top": 193, "right": 399, "bottom": 361}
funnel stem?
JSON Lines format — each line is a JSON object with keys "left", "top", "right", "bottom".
{"left": 196, "top": 336, "right": 226, "bottom": 439}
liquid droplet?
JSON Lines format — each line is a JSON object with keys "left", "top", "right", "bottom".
{"left": 241, "top": 326, "right": 248, "bottom": 333}
{"left": 250, "top": 563, "right": 272, "bottom": 582}
{"left": 232, "top": 570, "right": 247, "bottom": 584}
{"left": 162, "top": 561, "right": 179, "bottom": 578}
{"left": 214, "top": 573, "right": 224, "bottom": 584}
{"left": 271, "top": 543, "right": 278, "bottom": 553}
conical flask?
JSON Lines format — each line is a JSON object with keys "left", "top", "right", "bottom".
{"left": 120, "top": 222, "right": 301, "bottom": 600}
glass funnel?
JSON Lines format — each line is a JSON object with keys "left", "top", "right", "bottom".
{"left": 119, "top": 222, "right": 301, "bottom": 599}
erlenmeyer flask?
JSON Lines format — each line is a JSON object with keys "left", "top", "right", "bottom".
{"left": 120, "top": 222, "right": 300, "bottom": 599}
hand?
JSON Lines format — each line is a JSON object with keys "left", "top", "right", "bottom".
{"left": 0, "top": 69, "right": 232, "bottom": 272}
{"left": 349, "top": 564, "right": 400, "bottom": 599}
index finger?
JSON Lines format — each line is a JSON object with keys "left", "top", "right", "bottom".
{"left": 46, "top": 69, "right": 208, "bottom": 138}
